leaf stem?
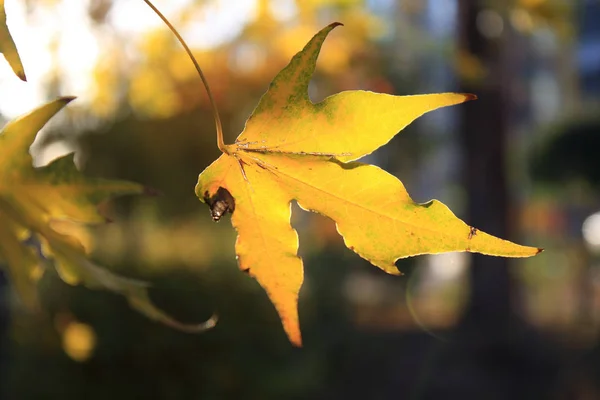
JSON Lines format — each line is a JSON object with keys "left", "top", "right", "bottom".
{"left": 141, "top": 0, "right": 226, "bottom": 153}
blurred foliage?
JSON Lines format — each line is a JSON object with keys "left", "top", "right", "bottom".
{"left": 532, "top": 117, "right": 600, "bottom": 190}
{"left": 512, "top": 0, "right": 575, "bottom": 38}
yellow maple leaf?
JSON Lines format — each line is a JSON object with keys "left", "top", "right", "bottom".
{"left": 0, "top": 97, "right": 215, "bottom": 332}
{"left": 0, "top": 0, "right": 26, "bottom": 81}
{"left": 193, "top": 23, "right": 541, "bottom": 346}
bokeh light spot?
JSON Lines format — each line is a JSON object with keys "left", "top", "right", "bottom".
{"left": 582, "top": 212, "right": 600, "bottom": 248}
{"left": 476, "top": 9, "right": 504, "bottom": 39}
{"left": 62, "top": 321, "right": 97, "bottom": 362}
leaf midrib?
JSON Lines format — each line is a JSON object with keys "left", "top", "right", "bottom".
{"left": 259, "top": 158, "right": 462, "bottom": 241}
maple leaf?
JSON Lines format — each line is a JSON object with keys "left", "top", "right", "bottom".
{"left": 194, "top": 23, "right": 542, "bottom": 346}
{"left": 0, "top": 97, "right": 215, "bottom": 332}
{"left": 0, "top": 0, "right": 26, "bottom": 81}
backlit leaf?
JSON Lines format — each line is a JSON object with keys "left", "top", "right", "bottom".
{"left": 196, "top": 23, "right": 541, "bottom": 346}
{"left": 0, "top": 98, "right": 214, "bottom": 332}
{"left": 0, "top": 0, "right": 25, "bottom": 81}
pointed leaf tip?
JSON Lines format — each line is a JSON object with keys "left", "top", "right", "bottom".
{"left": 162, "top": 313, "right": 219, "bottom": 334}
{"left": 17, "top": 71, "right": 26, "bottom": 82}
{"left": 59, "top": 96, "right": 77, "bottom": 104}
{"left": 464, "top": 93, "right": 477, "bottom": 101}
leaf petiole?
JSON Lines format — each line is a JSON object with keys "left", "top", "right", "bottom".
{"left": 141, "top": 0, "right": 226, "bottom": 153}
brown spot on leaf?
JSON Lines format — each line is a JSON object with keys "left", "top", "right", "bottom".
{"left": 205, "top": 187, "right": 235, "bottom": 222}
{"left": 468, "top": 226, "right": 477, "bottom": 240}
